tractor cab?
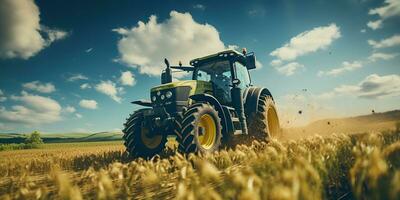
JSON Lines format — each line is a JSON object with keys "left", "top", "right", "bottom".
{"left": 190, "top": 49, "right": 256, "bottom": 105}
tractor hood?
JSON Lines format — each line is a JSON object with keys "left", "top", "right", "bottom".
{"left": 150, "top": 80, "right": 212, "bottom": 95}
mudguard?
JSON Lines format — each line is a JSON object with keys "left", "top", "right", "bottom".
{"left": 243, "top": 87, "right": 274, "bottom": 117}
{"left": 189, "top": 94, "right": 232, "bottom": 136}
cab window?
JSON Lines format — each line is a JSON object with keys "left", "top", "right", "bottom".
{"left": 196, "top": 70, "right": 211, "bottom": 82}
{"left": 235, "top": 62, "right": 251, "bottom": 89}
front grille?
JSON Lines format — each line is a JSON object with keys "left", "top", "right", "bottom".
{"left": 151, "top": 86, "right": 191, "bottom": 114}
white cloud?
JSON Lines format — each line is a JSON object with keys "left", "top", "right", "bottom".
{"left": 80, "top": 83, "right": 91, "bottom": 89}
{"left": 22, "top": 81, "right": 56, "bottom": 93}
{"left": 113, "top": 11, "right": 225, "bottom": 76}
{"left": 255, "top": 60, "right": 263, "bottom": 69}
{"left": 275, "top": 62, "right": 304, "bottom": 76}
{"left": 270, "top": 59, "right": 283, "bottom": 67}
{"left": 368, "top": 34, "right": 400, "bottom": 49}
{"left": 369, "top": 0, "right": 400, "bottom": 19}
{"left": 41, "top": 26, "right": 68, "bottom": 45}
{"left": 85, "top": 48, "right": 93, "bottom": 53}
{"left": 0, "top": 0, "right": 68, "bottom": 59}
{"left": 79, "top": 99, "right": 98, "bottom": 109}
{"left": 75, "top": 113, "right": 82, "bottom": 119}
{"left": 318, "top": 61, "right": 362, "bottom": 77}
{"left": 120, "top": 71, "right": 136, "bottom": 86}
{"left": 64, "top": 106, "right": 76, "bottom": 113}
{"left": 367, "top": 0, "right": 400, "bottom": 30}
{"left": 67, "top": 74, "right": 88, "bottom": 82}
{"left": 0, "top": 91, "right": 62, "bottom": 124}
{"left": 0, "top": 89, "right": 7, "bottom": 102}
{"left": 227, "top": 44, "right": 239, "bottom": 50}
{"left": 95, "top": 81, "right": 123, "bottom": 103}
{"left": 367, "top": 20, "right": 383, "bottom": 30}
{"left": 193, "top": 4, "right": 206, "bottom": 10}
{"left": 326, "top": 74, "right": 400, "bottom": 99}
{"left": 248, "top": 7, "right": 266, "bottom": 17}
{"left": 368, "top": 52, "right": 398, "bottom": 62}
{"left": 315, "top": 91, "right": 336, "bottom": 99}
{"left": 360, "top": 29, "right": 367, "bottom": 33}
{"left": 270, "top": 24, "right": 341, "bottom": 62}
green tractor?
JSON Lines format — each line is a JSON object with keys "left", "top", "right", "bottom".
{"left": 122, "top": 49, "right": 280, "bottom": 157}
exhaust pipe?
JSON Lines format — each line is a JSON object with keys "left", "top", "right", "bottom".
{"left": 161, "top": 58, "right": 172, "bottom": 84}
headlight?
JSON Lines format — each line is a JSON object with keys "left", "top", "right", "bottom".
{"left": 165, "top": 91, "right": 172, "bottom": 98}
{"left": 157, "top": 91, "right": 161, "bottom": 96}
{"left": 152, "top": 96, "right": 156, "bottom": 102}
{"left": 161, "top": 94, "right": 165, "bottom": 100}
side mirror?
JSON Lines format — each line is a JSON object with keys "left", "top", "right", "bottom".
{"left": 245, "top": 53, "right": 257, "bottom": 70}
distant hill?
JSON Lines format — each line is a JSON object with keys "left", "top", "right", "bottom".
{"left": 0, "top": 131, "right": 123, "bottom": 144}
{"left": 282, "top": 110, "right": 400, "bottom": 140}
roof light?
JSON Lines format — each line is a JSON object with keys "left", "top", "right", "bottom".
{"left": 242, "top": 48, "right": 247, "bottom": 55}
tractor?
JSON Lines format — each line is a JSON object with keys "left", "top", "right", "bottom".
{"left": 122, "top": 49, "right": 280, "bottom": 157}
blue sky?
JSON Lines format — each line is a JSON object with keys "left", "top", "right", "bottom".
{"left": 0, "top": 0, "right": 399, "bottom": 133}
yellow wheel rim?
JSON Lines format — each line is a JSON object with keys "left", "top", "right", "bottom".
{"left": 140, "top": 127, "right": 162, "bottom": 149}
{"left": 198, "top": 114, "right": 217, "bottom": 149}
{"left": 267, "top": 106, "right": 280, "bottom": 138}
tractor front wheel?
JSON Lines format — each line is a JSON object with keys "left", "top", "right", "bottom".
{"left": 177, "top": 103, "right": 222, "bottom": 154}
{"left": 123, "top": 109, "right": 167, "bottom": 158}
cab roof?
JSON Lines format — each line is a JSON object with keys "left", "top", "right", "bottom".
{"left": 189, "top": 49, "right": 244, "bottom": 66}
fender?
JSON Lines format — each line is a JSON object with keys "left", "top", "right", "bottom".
{"left": 189, "top": 94, "right": 232, "bottom": 136}
{"left": 243, "top": 87, "right": 274, "bottom": 117}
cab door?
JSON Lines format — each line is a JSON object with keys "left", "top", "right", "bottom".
{"left": 233, "top": 61, "right": 252, "bottom": 90}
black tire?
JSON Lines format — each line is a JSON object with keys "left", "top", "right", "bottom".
{"left": 247, "top": 95, "right": 280, "bottom": 142}
{"left": 122, "top": 109, "right": 167, "bottom": 158}
{"left": 177, "top": 103, "right": 222, "bottom": 154}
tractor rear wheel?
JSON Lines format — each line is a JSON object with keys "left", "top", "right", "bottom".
{"left": 177, "top": 103, "right": 222, "bottom": 154}
{"left": 248, "top": 95, "right": 280, "bottom": 142}
{"left": 123, "top": 109, "right": 167, "bottom": 158}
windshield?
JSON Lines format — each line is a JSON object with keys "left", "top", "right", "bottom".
{"left": 193, "top": 60, "right": 231, "bottom": 81}
{"left": 193, "top": 60, "right": 232, "bottom": 103}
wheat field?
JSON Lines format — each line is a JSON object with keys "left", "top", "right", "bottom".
{"left": 0, "top": 131, "right": 399, "bottom": 200}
